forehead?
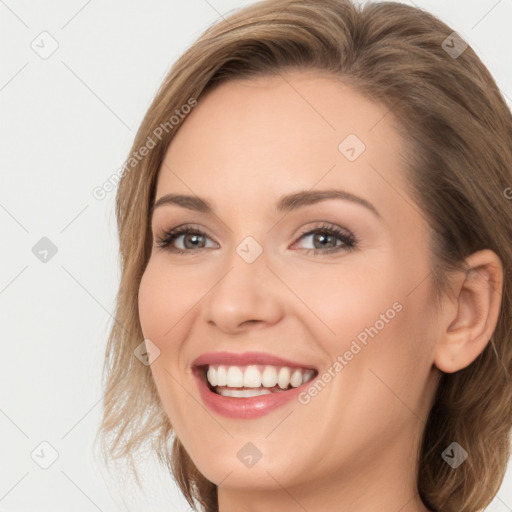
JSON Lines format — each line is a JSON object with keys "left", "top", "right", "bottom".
{"left": 155, "top": 71, "right": 409, "bottom": 219}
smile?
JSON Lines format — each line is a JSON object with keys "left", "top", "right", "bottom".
{"left": 205, "top": 364, "right": 316, "bottom": 397}
{"left": 191, "top": 352, "right": 319, "bottom": 419}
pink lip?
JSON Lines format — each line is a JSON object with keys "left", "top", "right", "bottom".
{"left": 191, "top": 351, "right": 318, "bottom": 419}
{"left": 192, "top": 367, "right": 317, "bottom": 419}
{"left": 192, "top": 351, "right": 317, "bottom": 370}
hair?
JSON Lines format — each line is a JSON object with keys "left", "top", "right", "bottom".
{"left": 96, "top": 1, "right": 512, "bottom": 511}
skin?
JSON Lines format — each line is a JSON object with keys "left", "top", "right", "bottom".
{"left": 138, "top": 69, "right": 503, "bottom": 512}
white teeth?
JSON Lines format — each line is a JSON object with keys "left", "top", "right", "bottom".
{"left": 218, "top": 388, "right": 272, "bottom": 398}
{"left": 217, "top": 365, "right": 227, "bottom": 386}
{"left": 290, "top": 369, "right": 303, "bottom": 387}
{"left": 206, "top": 366, "right": 217, "bottom": 386}
{"left": 277, "top": 367, "right": 291, "bottom": 389}
{"left": 205, "top": 364, "right": 316, "bottom": 390}
{"left": 302, "top": 369, "right": 314, "bottom": 384}
{"left": 261, "top": 366, "right": 278, "bottom": 387}
{"left": 243, "top": 365, "right": 262, "bottom": 388}
{"left": 226, "top": 366, "right": 244, "bottom": 387}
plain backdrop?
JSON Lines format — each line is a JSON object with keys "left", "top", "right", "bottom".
{"left": 1, "top": 0, "right": 511, "bottom": 510}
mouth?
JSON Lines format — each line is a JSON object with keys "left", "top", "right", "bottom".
{"left": 190, "top": 351, "right": 319, "bottom": 418}
{"left": 193, "top": 363, "right": 319, "bottom": 397}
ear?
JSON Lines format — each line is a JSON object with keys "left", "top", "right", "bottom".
{"left": 433, "top": 249, "right": 503, "bottom": 373}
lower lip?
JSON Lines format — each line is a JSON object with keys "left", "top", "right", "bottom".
{"left": 192, "top": 367, "right": 313, "bottom": 419}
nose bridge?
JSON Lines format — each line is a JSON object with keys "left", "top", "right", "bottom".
{"left": 201, "top": 237, "right": 284, "bottom": 331}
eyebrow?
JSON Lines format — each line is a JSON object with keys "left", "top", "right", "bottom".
{"left": 151, "top": 189, "right": 381, "bottom": 218}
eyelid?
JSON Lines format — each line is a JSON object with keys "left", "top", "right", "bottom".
{"left": 155, "top": 223, "right": 218, "bottom": 250}
{"left": 294, "top": 221, "right": 354, "bottom": 240}
{"left": 290, "top": 222, "right": 357, "bottom": 253}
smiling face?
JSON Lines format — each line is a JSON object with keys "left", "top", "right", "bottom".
{"left": 138, "top": 70, "right": 442, "bottom": 509}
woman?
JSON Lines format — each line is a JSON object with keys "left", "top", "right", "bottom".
{"left": 97, "top": 1, "right": 512, "bottom": 511}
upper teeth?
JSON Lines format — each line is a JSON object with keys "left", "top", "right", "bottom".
{"left": 206, "top": 364, "right": 315, "bottom": 389}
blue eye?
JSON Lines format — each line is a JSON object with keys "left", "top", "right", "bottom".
{"left": 292, "top": 223, "right": 356, "bottom": 254}
{"left": 155, "top": 222, "right": 357, "bottom": 255}
{"left": 155, "top": 224, "right": 216, "bottom": 254}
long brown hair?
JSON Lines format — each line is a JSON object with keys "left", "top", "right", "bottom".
{"left": 96, "top": 1, "right": 512, "bottom": 511}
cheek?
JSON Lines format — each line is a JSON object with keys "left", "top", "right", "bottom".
{"left": 138, "top": 266, "right": 166, "bottom": 341}
{"left": 273, "top": 256, "right": 397, "bottom": 350}
{"left": 137, "top": 262, "right": 197, "bottom": 436}
{"left": 138, "top": 259, "right": 202, "bottom": 342}
{"left": 283, "top": 256, "right": 435, "bottom": 410}
{"left": 335, "top": 280, "right": 438, "bottom": 432}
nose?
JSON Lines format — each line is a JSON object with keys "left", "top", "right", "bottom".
{"left": 200, "top": 250, "right": 285, "bottom": 334}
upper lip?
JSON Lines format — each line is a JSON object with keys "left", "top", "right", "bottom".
{"left": 192, "top": 351, "right": 318, "bottom": 371}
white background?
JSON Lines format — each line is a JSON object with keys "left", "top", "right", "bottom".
{"left": 1, "top": 0, "right": 511, "bottom": 510}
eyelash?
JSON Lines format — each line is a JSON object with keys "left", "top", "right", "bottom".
{"left": 155, "top": 222, "right": 357, "bottom": 256}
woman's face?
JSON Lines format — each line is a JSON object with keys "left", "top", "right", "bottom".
{"left": 138, "top": 70, "right": 442, "bottom": 505}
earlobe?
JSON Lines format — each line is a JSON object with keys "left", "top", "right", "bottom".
{"left": 433, "top": 249, "right": 503, "bottom": 374}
